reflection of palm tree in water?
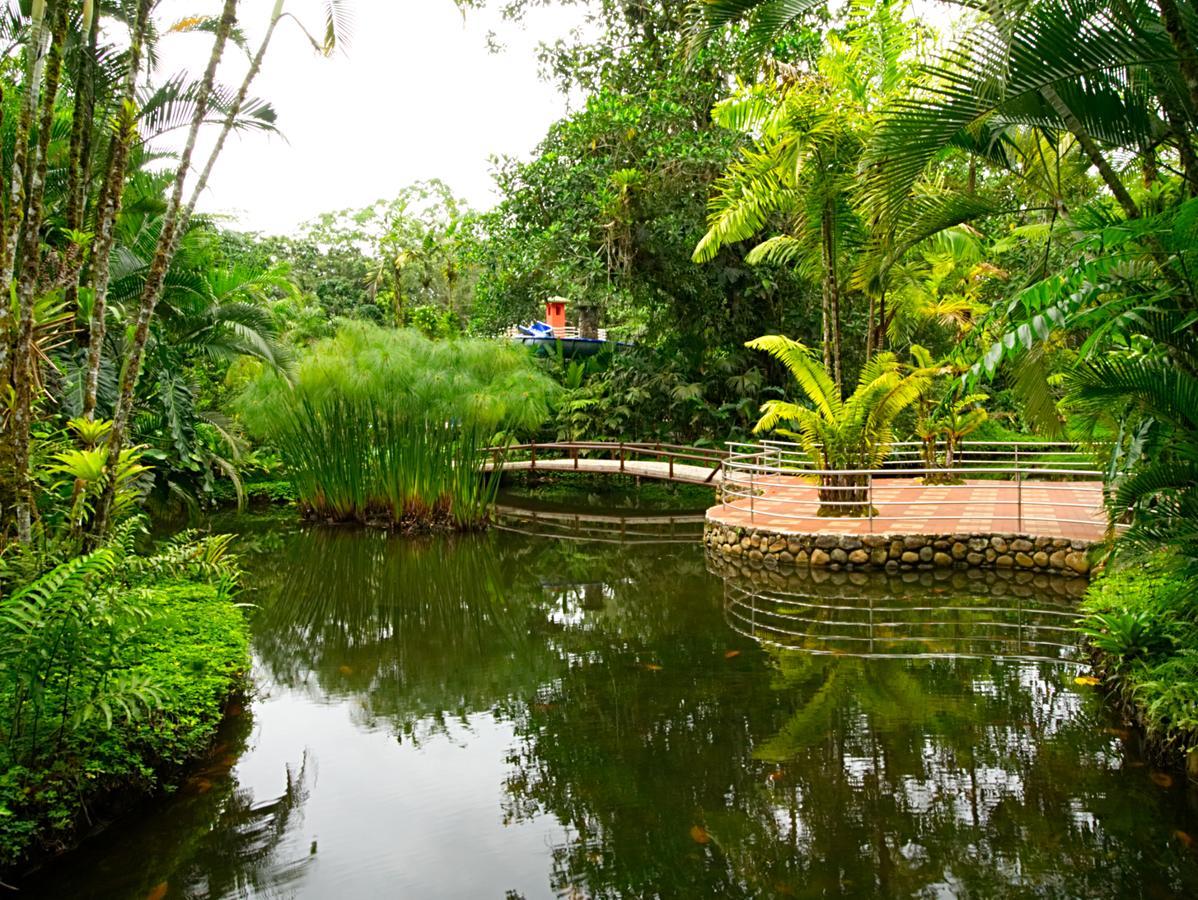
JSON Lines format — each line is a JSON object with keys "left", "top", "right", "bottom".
{"left": 499, "top": 559, "right": 1183, "bottom": 898}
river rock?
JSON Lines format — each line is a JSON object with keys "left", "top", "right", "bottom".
{"left": 1065, "top": 552, "right": 1090, "bottom": 575}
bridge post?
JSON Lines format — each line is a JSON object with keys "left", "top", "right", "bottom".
{"left": 1014, "top": 443, "right": 1022, "bottom": 531}
{"left": 531, "top": 445, "right": 537, "bottom": 470}
{"left": 669, "top": 456, "right": 674, "bottom": 480}
{"left": 868, "top": 473, "right": 874, "bottom": 533}
{"left": 749, "top": 460, "right": 756, "bottom": 523}
{"left": 620, "top": 442, "right": 625, "bottom": 473}
{"left": 1017, "top": 468, "right": 1023, "bottom": 531}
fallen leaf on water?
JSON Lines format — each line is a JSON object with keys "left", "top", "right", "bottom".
{"left": 768, "top": 769, "right": 785, "bottom": 783}
{"left": 1174, "top": 830, "right": 1195, "bottom": 849}
{"left": 225, "top": 702, "right": 243, "bottom": 717}
{"left": 533, "top": 702, "right": 556, "bottom": 713}
{"left": 644, "top": 663, "right": 663, "bottom": 671}
{"left": 689, "top": 824, "right": 711, "bottom": 844}
{"left": 1151, "top": 771, "right": 1175, "bottom": 789}
{"left": 146, "top": 883, "right": 169, "bottom": 900}
{"left": 338, "top": 665, "right": 353, "bottom": 676}
{"left": 1103, "top": 726, "right": 1133, "bottom": 740}
{"left": 1074, "top": 675, "right": 1101, "bottom": 686}
{"left": 724, "top": 650, "right": 741, "bottom": 659}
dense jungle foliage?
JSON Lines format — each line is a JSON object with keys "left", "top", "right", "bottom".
{"left": 0, "top": 0, "right": 1197, "bottom": 868}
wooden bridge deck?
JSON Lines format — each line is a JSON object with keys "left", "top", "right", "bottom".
{"left": 490, "top": 457, "right": 721, "bottom": 485}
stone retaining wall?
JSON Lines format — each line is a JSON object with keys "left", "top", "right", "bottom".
{"left": 703, "top": 522, "right": 1093, "bottom": 577}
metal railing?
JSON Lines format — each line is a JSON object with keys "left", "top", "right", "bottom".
{"left": 720, "top": 440, "right": 1108, "bottom": 534}
{"left": 487, "top": 441, "right": 727, "bottom": 484}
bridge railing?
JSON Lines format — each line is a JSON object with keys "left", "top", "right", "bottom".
{"left": 720, "top": 440, "right": 1109, "bottom": 534}
{"left": 487, "top": 441, "right": 728, "bottom": 483}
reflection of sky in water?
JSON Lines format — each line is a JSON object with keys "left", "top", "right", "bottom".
{"left": 236, "top": 684, "right": 571, "bottom": 900}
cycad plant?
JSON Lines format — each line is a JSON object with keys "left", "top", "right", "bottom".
{"left": 746, "top": 335, "right": 931, "bottom": 515}
{"left": 240, "top": 324, "right": 557, "bottom": 530}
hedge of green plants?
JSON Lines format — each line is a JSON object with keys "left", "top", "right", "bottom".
{"left": 0, "top": 540, "right": 250, "bottom": 868}
{"left": 1081, "top": 558, "right": 1198, "bottom": 762}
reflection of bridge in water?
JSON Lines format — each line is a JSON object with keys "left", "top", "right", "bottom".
{"left": 492, "top": 505, "right": 706, "bottom": 545}
{"left": 710, "top": 555, "right": 1086, "bottom": 665}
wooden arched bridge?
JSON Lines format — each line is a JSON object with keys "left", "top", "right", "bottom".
{"left": 485, "top": 441, "right": 727, "bottom": 485}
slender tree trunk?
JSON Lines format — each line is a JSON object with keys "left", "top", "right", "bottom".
{"left": 7, "top": 2, "right": 67, "bottom": 543}
{"left": 178, "top": 6, "right": 283, "bottom": 236}
{"left": 1040, "top": 84, "right": 1141, "bottom": 219}
{"left": 876, "top": 288, "right": 887, "bottom": 353}
{"left": 0, "top": 0, "right": 49, "bottom": 381}
{"left": 81, "top": 0, "right": 151, "bottom": 421}
{"left": 1158, "top": 0, "right": 1198, "bottom": 116}
{"left": 62, "top": 1, "right": 100, "bottom": 312}
{"left": 865, "top": 293, "right": 876, "bottom": 359}
{"left": 92, "top": 0, "right": 239, "bottom": 541}
{"left": 820, "top": 203, "right": 843, "bottom": 393}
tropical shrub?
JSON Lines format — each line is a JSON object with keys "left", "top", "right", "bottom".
{"left": 0, "top": 526, "right": 249, "bottom": 865}
{"left": 239, "top": 324, "right": 557, "bottom": 529}
{"left": 1082, "top": 557, "right": 1198, "bottom": 753}
{"left": 746, "top": 335, "right": 931, "bottom": 515}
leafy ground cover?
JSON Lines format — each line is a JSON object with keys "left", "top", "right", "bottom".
{"left": 1082, "top": 558, "right": 1198, "bottom": 769}
{"left": 0, "top": 539, "right": 250, "bottom": 869}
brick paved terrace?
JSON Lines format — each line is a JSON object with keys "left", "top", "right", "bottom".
{"left": 710, "top": 475, "right": 1109, "bottom": 544}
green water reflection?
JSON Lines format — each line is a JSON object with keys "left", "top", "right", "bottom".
{"left": 22, "top": 511, "right": 1198, "bottom": 898}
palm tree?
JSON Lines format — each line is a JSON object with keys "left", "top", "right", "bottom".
{"left": 694, "top": 76, "right": 864, "bottom": 390}
{"left": 91, "top": 0, "right": 353, "bottom": 539}
{"left": 746, "top": 334, "right": 931, "bottom": 515}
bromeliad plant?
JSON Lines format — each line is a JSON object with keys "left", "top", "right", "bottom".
{"left": 746, "top": 335, "right": 931, "bottom": 515}
{"left": 240, "top": 324, "right": 557, "bottom": 529}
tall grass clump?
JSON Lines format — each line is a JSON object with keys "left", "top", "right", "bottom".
{"left": 239, "top": 324, "right": 556, "bottom": 529}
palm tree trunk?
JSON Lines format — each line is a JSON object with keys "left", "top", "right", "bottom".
{"left": 820, "top": 202, "right": 843, "bottom": 393}
{"left": 865, "top": 293, "right": 876, "bottom": 359}
{"left": 179, "top": 2, "right": 284, "bottom": 235}
{"left": 0, "top": 0, "right": 50, "bottom": 382}
{"left": 1158, "top": 0, "right": 1198, "bottom": 116}
{"left": 7, "top": 2, "right": 67, "bottom": 543}
{"left": 61, "top": 1, "right": 100, "bottom": 312}
{"left": 91, "top": 0, "right": 239, "bottom": 541}
{"left": 81, "top": 0, "right": 151, "bottom": 421}
{"left": 1040, "top": 84, "right": 1141, "bottom": 219}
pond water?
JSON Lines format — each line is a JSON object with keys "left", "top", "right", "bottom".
{"left": 23, "top": 495, "right": 1198, "bottom": 898}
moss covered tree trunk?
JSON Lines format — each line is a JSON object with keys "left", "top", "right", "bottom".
{"left": 91, "top": 0, "right": 240, "bottom": 541}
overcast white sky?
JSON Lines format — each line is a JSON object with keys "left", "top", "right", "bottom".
{"left": 156, "top": 1, "right": 959, "bottom": 237}
{"left": 155, "top": 0, "right": 585, "bottom": 235}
